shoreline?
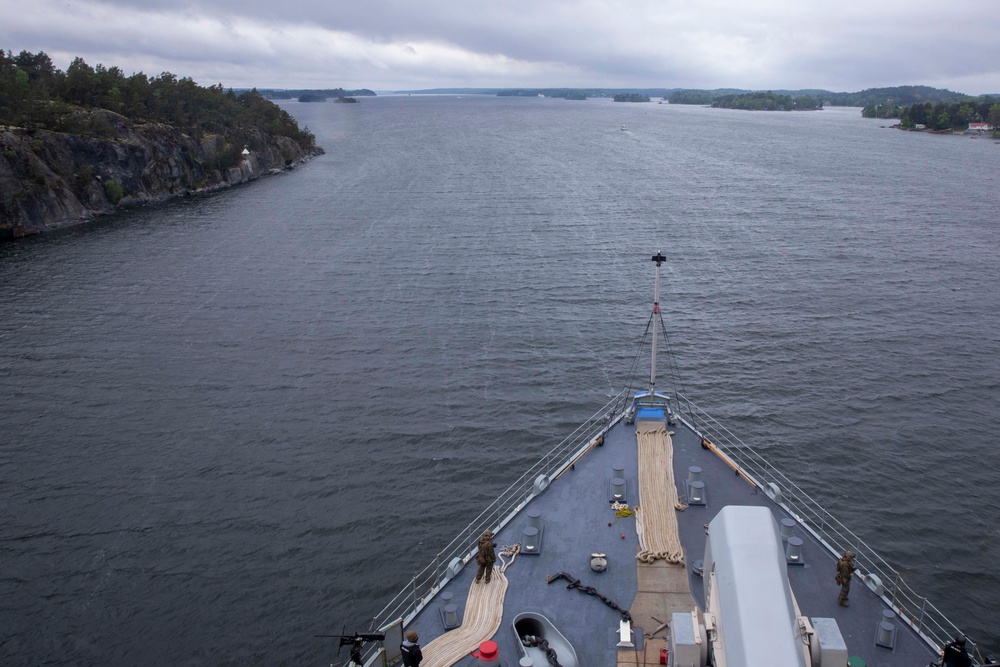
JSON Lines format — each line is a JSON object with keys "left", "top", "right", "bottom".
{"left": 2, "top": 149, "right": 324, "bottom": 240}
{"left": 1, "top": 110, "right": 324, "bottom": 239}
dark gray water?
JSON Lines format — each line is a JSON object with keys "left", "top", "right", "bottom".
{"left": 2, "top": 96, "right": 999, "bottom": 665}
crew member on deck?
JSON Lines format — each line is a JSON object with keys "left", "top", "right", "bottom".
{"left": 475, "top": 530, "right": 497, "bottom": 584}
{"left": 942, "top": 635, "right": 973, "bottom": 667}
{"left": 835, "top": 550, "right": 856, "bottom": 606}
{"left": 400, "top": 630, "right": 422, "bottom": 667}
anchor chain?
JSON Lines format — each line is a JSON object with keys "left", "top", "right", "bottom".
{"left": 545, "top": 572, "right": 632, "bottom": 623}
{"left": 521, "top": 635, "right": 563, "bottom": 667}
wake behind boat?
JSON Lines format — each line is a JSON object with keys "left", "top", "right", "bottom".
{"left": 331, "top": 253, "right": 985, "bottom": 667}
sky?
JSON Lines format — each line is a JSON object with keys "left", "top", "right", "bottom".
{"left": 3, "top": 0, "right": 999, "bottom": 95}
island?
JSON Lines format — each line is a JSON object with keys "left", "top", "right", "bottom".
{"left": 260, "top": 87, "right": 375, "bottom": 100}
{"left": 0, "top": 50, "right": 325, "bottom": 237}
{"left": 613, "top": 93, "right": 650, "bottom": 103}
{"left": 888, "top": 100, "right": 999, "bottom": 134}
{"left": 712, "top": 91, "right": 821, "bottom": 111}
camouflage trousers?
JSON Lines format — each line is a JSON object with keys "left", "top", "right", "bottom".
{"left": 475, "top": 563, "right": 494, "bottom": 583}
{"left": 838, "top": 577, "right": 851, "bottom": 603}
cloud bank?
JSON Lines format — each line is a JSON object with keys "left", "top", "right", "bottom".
{"left": 2, "top": 0, "right": 998, "bottom": 94}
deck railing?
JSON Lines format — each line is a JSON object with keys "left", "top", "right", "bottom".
{"left": 355, "top": 390, "right": 981, "bottom": 666}
{"left": 674, "top": 392, "right": 982, "bottom": 665}
{"left": 365, "top": 389, "right": 631, "bottom": 647}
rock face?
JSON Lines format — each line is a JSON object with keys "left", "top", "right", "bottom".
{"left": 0, "top": 108, "right": 323, "bottom": 236}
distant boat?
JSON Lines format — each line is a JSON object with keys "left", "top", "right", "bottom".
{"left": 620, "top": 125, "right": 628, "bottom": 131}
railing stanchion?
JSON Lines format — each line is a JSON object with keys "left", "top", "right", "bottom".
{"left": 367, "top": 393, "right": 963, "bottom": 658}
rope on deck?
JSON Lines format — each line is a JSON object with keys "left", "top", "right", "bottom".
{"left": 635, "top": 421, "right": 686, "bottom": 565}
{"left": 420, "top": 546, "right": 519, "bottom": 667}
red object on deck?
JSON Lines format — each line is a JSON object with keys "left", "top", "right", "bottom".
{"left": 471, "top": 640, "right": 499, "bottom": 662}
{"left": 660, "top": 647, "right": 668, "bottom": 664}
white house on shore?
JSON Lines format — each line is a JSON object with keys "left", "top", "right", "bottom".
{"left": 967, "top": 122, "right": 994, "bottom": 132}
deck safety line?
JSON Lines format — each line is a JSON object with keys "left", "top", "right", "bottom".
{"left": 634, "top": 421, "right": 686, "bottom": 565}
{"left": 419, "top": 548, "right": 519, "bottom": 667}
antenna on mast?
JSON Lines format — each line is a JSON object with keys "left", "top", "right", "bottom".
{"left": 650, "top": 251, "right": 666, "bottom": 395}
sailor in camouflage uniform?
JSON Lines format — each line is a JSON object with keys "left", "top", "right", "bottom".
{"left": 835, "top": 550, "right": 856, "bottom": 606}
{"left": 475, "top": 530, "right": 497, "bottom": 584}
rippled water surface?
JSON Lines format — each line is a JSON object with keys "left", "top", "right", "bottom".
{"left": 2, "top": 96, "right": 999, "bottom": 664}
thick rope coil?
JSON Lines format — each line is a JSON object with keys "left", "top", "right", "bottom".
{"left": 419, "top": 544, "right": 520, "bottom": 667}
{"left": 498, "top": 543, "right": 520, "bottom": 572}
{"left": 635, "top": 422, "right": 686, "bottom": 565}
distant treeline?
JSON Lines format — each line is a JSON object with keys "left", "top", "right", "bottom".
{"left": 259, "top": 88, "right": 376, "bottom": 100}
{"left": 712, "top": 91, "right": 821, "bottom": 111}
{"left": 668, "top": 90, "right": 719, "bottom": 104}
{"left": 496, "top": 88, "right": 675, "bottom": 99}
{"left": 0, "top": 49, "right": 316, "bottom": 152}
{"left": 893, "top": 100, "right": 1000, "bottom": 131}
{"left": 613, "top": 93, "right": 650, "bottom": 103}
{"left": 668, "top": 85, "right": 997, "bottom": 111}
{"left": 669, "top": 88, "right": 821, "bottom": 105}
{"left": 827, "top": 85, "right": 975, "bottom": 108}
{"left": 668, "top": 84, "right": 1000, "bottom": 130}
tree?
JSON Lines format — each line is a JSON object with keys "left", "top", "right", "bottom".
{"left": 63, "top": 56, "right": 96, "bottom": 106}
{"left": 0, "top": 49, "right": 317, "bottom": 150}
{"left": 13, "top": 50, "right": 58, "bottom": 93}
{"left": 956, "top": 104, "right": 974, "bottom": 126}
{"left": 989, "top": 104, "right": 1000, "bottom": 133}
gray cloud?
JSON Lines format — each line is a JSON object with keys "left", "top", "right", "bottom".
{"left": 1, "top": 0, "right": 998, "bottom": 94}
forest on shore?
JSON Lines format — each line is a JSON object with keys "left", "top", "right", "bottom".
{"left": 0, "top": 49, "right": 317, "bottom": 159}
{"left": 711, "top": 91, "right": 821, "bottom": 111}
{"left": 866, "top": 99, "right": 1000, "bottom": 131}
{"left": 668, "top": 84, "right": 999, "bottom": 131}
{"left": 1, "top": 50, "right": 323, "bottom": 233}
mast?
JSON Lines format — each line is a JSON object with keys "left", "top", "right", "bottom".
{"left": 650, "top": 251, "right": 665, "bottom": 395}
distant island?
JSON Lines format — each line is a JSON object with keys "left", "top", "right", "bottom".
{"left": 396, "top": 88, "right": 677, "bottom": 99}
{"left": 393, "top": 86, "right": 997, "bottom": 129}
{"left": 711, "top": 91, "right": 821, "bottom": 111}
{"left": 892, "top": 100, "right": 999, "bottom": 133}
{"left": 295, "top": 92, "right": 360, "bottom": 103}
{"left": 614, "top": 93, "right": 650, "bottom": 103}
{"left": 261, "top": 88, "right": 375, "bottom": 101}
{"left": 0, "top": 50, "right": 323, "bottom": 237}
{"left": 663, "top": 85, "right": 997, "bottom": 133}
{"left": 666, "top": 85, "right": 996, "bottom": 109}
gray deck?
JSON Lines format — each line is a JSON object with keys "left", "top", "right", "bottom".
{"left": 403, "top": 414, "right": 938, "bottom": 666}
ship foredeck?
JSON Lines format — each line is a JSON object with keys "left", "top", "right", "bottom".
{"left": 401, "top": 413, "right": 938, "bottom": 667}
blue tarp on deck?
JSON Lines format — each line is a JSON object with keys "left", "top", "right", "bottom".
{"left": 636, "top": 407, "right": 665, "bottom": 421}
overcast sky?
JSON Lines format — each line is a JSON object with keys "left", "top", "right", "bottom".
{"left": 3, "top": 0, "right": 999, "bottom": 94}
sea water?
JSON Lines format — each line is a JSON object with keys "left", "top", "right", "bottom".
{"left": 1, "top": 95, "right": 998, "bottom": 664}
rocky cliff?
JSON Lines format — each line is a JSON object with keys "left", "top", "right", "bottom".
{"left": 0, "top": 108, "right": 323, "bottom": 237}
